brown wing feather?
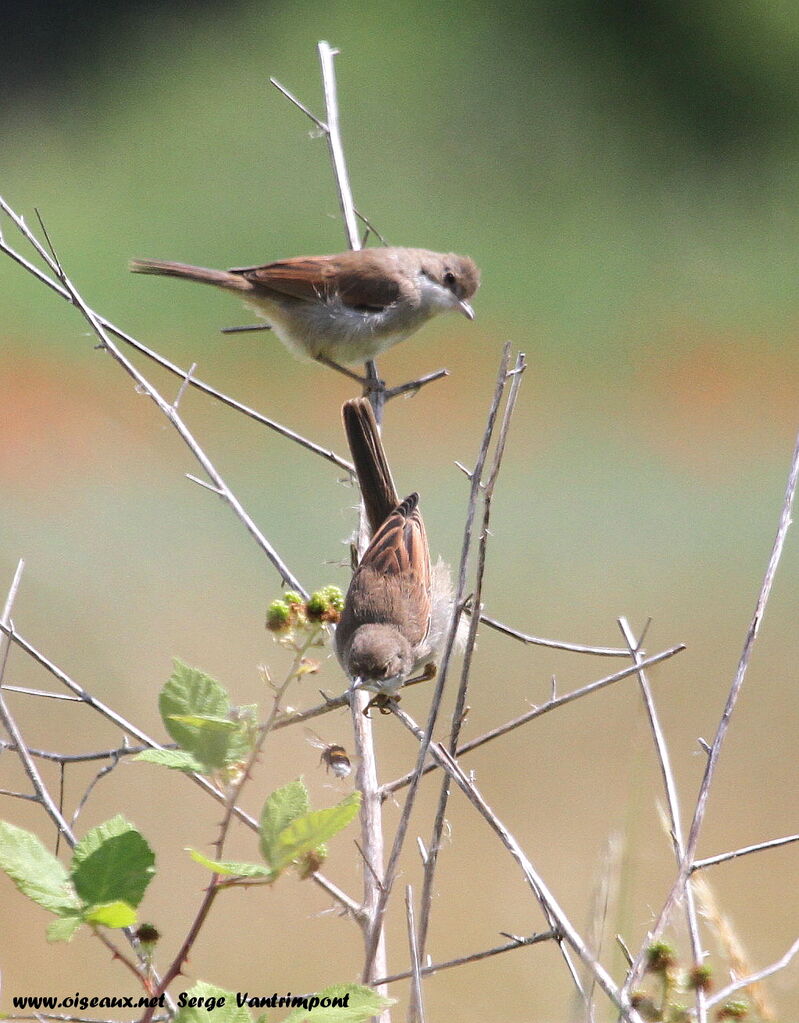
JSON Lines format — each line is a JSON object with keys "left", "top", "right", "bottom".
{"left": 344, "top": 494, "right": 431, "bottom": 648}
{"left": 230, "top": 251, "right": 403, "bottom": 310}
{"left": 342, "top": 398, "right": 399, "bottom": 535}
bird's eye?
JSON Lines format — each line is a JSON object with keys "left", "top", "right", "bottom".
{"left": 443, "top": 270, "right": 456, "bottom": 288}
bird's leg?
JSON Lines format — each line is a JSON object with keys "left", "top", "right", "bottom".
{"left": 314, "top": 355, "right": 388, "bottom": 408}
{"left": 363, "top": 359, "right": 386, "bottom": 420}
{"left": 362, "top": 692, "right": 398, "bottom": 717}
{"left": 220, "top": 323, "right": 273, "bottom": 334}
{"left": 315, "top": 353, "right": 370, "bottom": 384}
{"left": 402, "top": 663, "right": 438, "bottom": 689}
{"left": 361, "top": 664, "right": 437, "bottom": 716}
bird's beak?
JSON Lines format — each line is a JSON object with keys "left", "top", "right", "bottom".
{"left": 349, "top": 677, "right": 363, "bottom": 692}
{"left": 458, "top": 299, "right": 475, "bottom": 320}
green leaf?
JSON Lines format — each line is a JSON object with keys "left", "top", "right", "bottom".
{"left": 167, "top": 712, "right": 257, "bottom": 773}
{"left": 83, "top": 900, "right": 138, "bottom": 928}
{"left": 134, "top": 748, "right": 206, "bottom": 773}
{"left": 272, "top": 793, "right": 360, "bottom": 873}
{"left": 168, "top": 714, "right": 240, "bottom": 732}
{"left": 71, "top": 816, "right": 154, "bottom": 909}
{"left": 159, "top": 661, "right": 231, "bottom": 769}
{"left": 189, "top": 849, "right": 273, "bottom": 879}
{"left": 174, "top": 982, "right": 252, "bottom": 1023}
{"left": 0, "top": 821, "right": 80, "bottom": 914}
{"left": 278, "top": 984, "right": 393, "bottom": 1022}
{"left": 47, "top": 914, "right": 84, "bottom": 943}
{"left": 259, "top": 780, "right": 310, "bottom": 867}
{"left": 225, "top": 704, "right": 259, "bottom": 767}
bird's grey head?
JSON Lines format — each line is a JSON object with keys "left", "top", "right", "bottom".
{"left": 346, "top": 624, "right": 415, "bottom": 693}
{"left": 419, "top": 253, "right": 480, "bottom": 320}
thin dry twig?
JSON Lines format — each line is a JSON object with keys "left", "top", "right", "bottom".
{"left": 0, "top": 200, "right": 353, "bottom": 475}
{"left": 390, "top": 713, "right": 645, "bottom": 1023}
{"left": 0, "top": 564, "right": 166, "bottom": 997}
{"left": 478, "top": 611, "right": 629, "bottom": 657}
{"left": 372, "top": 930, "right": 556, "bottom": 986}
{"left": 380, "top": 642, "right": 686, "bottom": 798}
{"left": 0, "top": 616, "right": 275, "bottom": 839}
{"left": 385, "top": 369, "right": 450, "bottom": 401}
{"left": 317, "top": 41, "right": 360, "bottom": 250}
{"left": 69, "top": 749, "right": 124, "bottom": 829}
{"left": 618, "top": 617, "right": 706, "bottom": 1022}
{"left": 417, "top": 351, "right": 526, "bottom": 960}
{"left": 0, "top": 196, "right": 307, "bottom": 597}
{"left": 0, "top": 687, "right": 82, "bottom": 702}
{"left": 270, "top": 51, "right": 449, "bottom": 419}
{"left": 0, "top": 739, "right": 165, "bottom": 761}
{"left": 315, "top": 41, "right": 389, "bottom": 996}
{"left": 362, "top": 344, "right": 514, "bottom": 979}
{"left": 580, "top": 833, "right": 623, "bottom": 1022}
{"left": 0, "top": 562, "right": 72, "bottom": 841}
{"left": 274, "top": 41, "right": 392, "bottom": 1000}
{"left": 692, "top": 833, "right": 799, "bottom": 872}
{"left": 703, "top": 935, "right": 799, "bottom": 1011}
{"left": 0, "top": 789, "right": 38, "bottom": 802}
{"left": 142, "top": 626, "right": 366, "bottom": 1021}
{"left": 405, "top": 886, "right": 426, "bottom": 1023}
{"left": 624, "top": 429, "right": 799, "bottom": 998}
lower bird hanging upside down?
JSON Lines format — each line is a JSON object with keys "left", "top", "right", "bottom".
{"left": 334, "top": 397, "right": 457, "bottom": 714}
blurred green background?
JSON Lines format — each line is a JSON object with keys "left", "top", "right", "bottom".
{"left": 2, "top": 1, "right": 798, "bottom": 1019}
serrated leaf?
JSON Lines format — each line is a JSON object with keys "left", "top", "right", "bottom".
{"left": 83, "top": 900, "right": 138, "bottom": 928}
{"left": 134, "top": 748, "right": 206, "bottom": 773}
{"left": 278, "top": 983, "right": 393, "bottom": 1023}
{"left": 47, "top": 914, "right": 83, "bottom": 943}
{"left": 0, "top": 821, "right": 80, "bottom": 914}
{"left": 189, "top": 849, "right": 273, "bottom": 879}
{"left": 259, "top": 780, "right": 310, "bottom": 867}
{"left": 168, "top": 714, "right": 240, "bottom": 732}
{"left": 159, "top": 661, "right": 231, "bottom": 769}
{"left": 174, "top": 981, "right": 251, "bottom": 1023}
{"left": 71, "top": 817, "right": 154, "bottom": 908}
{"left": 272, "top": 793, "right": 360, "bottom": 873}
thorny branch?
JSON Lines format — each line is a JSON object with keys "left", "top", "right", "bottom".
{"left": 0, "top": 196, "right": 307, "bottom": 597}
{"left": 623, "top": 430, "right": 799, "bottom": 1001}
{"left": 0, "top": 563, "right": 171, "bottom": 1001}
{"left": 379, "top": 642, "right": 685, "bottom": 798}
{"left": 416, "top": 351, "right": 527, "bottom": 963}
{"left": 361, "top": 343, "right": 514, "bottom": 981}
{"left": 0, "top": 201, "right": 353, "bottom": 475}
{"left": 390, "top": 709, "right": 646, "bottom": 1023}
{"left": 618, "top": 616, "right": 707, "bottom": 1023}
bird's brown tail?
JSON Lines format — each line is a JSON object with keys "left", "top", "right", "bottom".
{"left": 129, "top": 258, "right": 253, "bottom": 291}
{"left": 342, "top": 398, "right": 400, "bottom": 535}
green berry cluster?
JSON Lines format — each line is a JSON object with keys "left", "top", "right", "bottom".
{"left": 266, "top": 586, "right": 344, "bottom": 634}
{"left": 627, "top": 943, "right": 745, "bottom": 1022}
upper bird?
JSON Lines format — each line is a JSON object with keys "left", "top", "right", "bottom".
{"left": 130, "top": 247, "right": 480, "bottom": 372}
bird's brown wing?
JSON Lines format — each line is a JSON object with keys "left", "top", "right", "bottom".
{"left": 230, "top": 251, "right": 403, "bottom": 310}
{"left": 345, "top": 493, "right": 431, "bottom": 648}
